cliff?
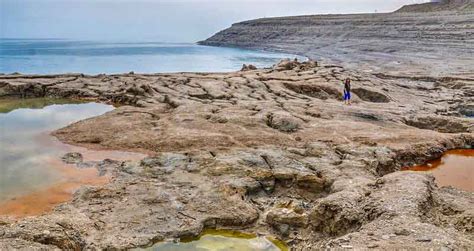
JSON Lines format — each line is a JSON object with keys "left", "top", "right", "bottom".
{"left": 200, "top": 3, "right": 474, "bottom": 77}
{"left": 396, "top": 0, "right": 474, "bottom": 12}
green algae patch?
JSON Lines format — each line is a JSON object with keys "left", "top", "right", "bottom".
{"left": 181, "top": 229, "right": 257, "bottom": 242}
{"left": 145, "top": 229, "right": 288, "bottom": 251}
{"left": 267, "top": 236, "right": 289, "bottom": 251}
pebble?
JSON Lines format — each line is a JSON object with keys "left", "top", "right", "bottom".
{"left": 338, "top": 237, "right": 350, "bottom": 243}
{"left": 395, "top": 229, "right": 410, "bottom": 236}
{"left": 416, "top": 237, "right": 432, "bottom": 242}
{"left": 368, "top": 243, "right": 379, "bottom": 248}
{"left": 382, "top": 234, "right": 391, "bottom": 240}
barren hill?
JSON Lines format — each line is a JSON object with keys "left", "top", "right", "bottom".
{"left": 200, "top": 3, "right": 474, "bottom": 77}
{"left": 396, "top": 0, "right": 474, "bottom": 12}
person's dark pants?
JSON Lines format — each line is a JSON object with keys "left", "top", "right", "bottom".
{"left": 344, "top": 91, "right": 351, "bottom": 101}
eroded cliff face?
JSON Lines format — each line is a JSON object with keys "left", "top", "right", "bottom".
{"left": 0, "top": 60, "right": 472, "bottom": 250}
{"left": 200, "top": 7, "right": 474, "bottom": 78}
{"left": 396, "top": 0, "right": 474, "bottom": 12}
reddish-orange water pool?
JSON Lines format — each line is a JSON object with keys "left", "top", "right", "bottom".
{"left": 403, "top": 149, "right": 474, "bottom": 192}
{"left": 0, "top": 98, "right": 146, "bottom": 218}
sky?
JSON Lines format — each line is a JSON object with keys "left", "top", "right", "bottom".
{"left": 0, "top": 0, "right": 430, "bottom": 42}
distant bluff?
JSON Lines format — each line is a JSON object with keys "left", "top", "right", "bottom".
{"left": 199, "top": 0, "right": 474, "bottom": 77}
{"left": 396, "top": 0, "right": 474, "bottom": 12}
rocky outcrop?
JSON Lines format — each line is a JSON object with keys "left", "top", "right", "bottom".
{"left": 351, "top": 88, "right": 390, "bottom": 103}
{"left": 0, "top": 60, "right": 472, "bottom": 250}
{"left": 61, "top": 152, "right": 83, "bottom": 164}
{"left": 404, "top": 115, "right": 473, "bottom": 133}
{"left": 241, "top": 64, "right": 257, "bottom": 71}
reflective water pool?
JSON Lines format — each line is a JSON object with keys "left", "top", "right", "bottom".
{"left": 403, "top": 149, "right": 474, "bottom": 192}
{"left": 146, "top": 230, "right": 287, "bottom": 251}
{"left": 0, "top": 98, "right": 145, "bottom": 217}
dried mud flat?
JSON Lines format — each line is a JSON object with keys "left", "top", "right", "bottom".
{"left": 0, "top": 58, "right": 473, "bottom": 250}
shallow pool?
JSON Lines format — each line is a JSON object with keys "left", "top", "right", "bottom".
{"left": 0, "top": 98, "right": 145, "bottom": 217}
{"left": 146, "top": 229, "right": 287, "bottom": 251}
{"left": 403, "top": 149, "right": 474, "bottom": 192}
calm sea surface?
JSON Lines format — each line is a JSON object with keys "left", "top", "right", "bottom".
{"left": 0, "top": 39, "right": 301, "bottom": 74}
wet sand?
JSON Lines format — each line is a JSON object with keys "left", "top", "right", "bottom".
{"left": 404, "top": 149, "right": 474, "bottom": 192}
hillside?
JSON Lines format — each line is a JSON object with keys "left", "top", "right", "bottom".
{"left": 396, "top": 0, "right": 474, "bottom": 12}
{"left": 200, "top": 4, "right": 474, "bottom": 77}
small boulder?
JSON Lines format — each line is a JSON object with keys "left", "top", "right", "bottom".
{"left": 265, "top": 112, "right": 302, "bottom": 133}
{"left": 299, "top": 60, "right": 318, "bottom": 70}
{"left": 296, "top": 173, "right": 326, "bottom": 192}
{"left": 62, "top": 152, "right": 83, "bottom": 164}
{"left": 273, "top": 59, "right": 299, "bottom": 71}
{"left": 457, "top": 104, "right": 474, "bottom": 117}
{"left": 266, "top": 207, "right": 308, "bottom": 228}
{"left": 352, "top": 88, "right": 390, "bottom": 103}
{"left": 241, "top": 64, "right": 257, "bottom": 71}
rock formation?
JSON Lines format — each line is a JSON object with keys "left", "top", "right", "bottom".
{"left": 396, "top": 0, "right": 474, "bottom": 12}
{"left": 199, "top": 2, "right": 474, "bottom": 78}
{"left": 0, "top": 59, "right": 472, "bottom": 249}
{"left": 0, "top": 1, "right": 473, "bottom": 249}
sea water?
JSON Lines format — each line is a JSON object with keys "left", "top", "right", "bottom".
{"left": 0, "top": 39, "right": 302, "bottom": 74}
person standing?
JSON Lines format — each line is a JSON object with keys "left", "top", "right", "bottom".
{"left": 343, "top": 78, "right": 351, "bottom": 105}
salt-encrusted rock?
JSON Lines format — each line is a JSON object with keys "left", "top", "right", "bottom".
{"left": 61, "top": 152, "right": 83, "bottom": 164}
{"left": 0, "top": 55, "right": 472, "bottom": 250}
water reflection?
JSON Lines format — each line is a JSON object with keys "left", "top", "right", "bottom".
{"left": 0, "top": 98, "right": 145, "bottom": 217}
{"left": 146, "top": 229, "right": 287, "bottom": 251}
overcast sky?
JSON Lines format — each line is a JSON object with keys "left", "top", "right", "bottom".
{"left": 0, "top": 0, "right": 429, "bottom": 42}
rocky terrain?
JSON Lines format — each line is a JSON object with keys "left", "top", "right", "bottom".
{"left": 1, "top": 1, "right": 474, "bottom": 249}
{"left": 200, "top": 1, "right": 474, "bottom": 78}
{"left": 0, "top": 58, "right": 473, "bottom": 250}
